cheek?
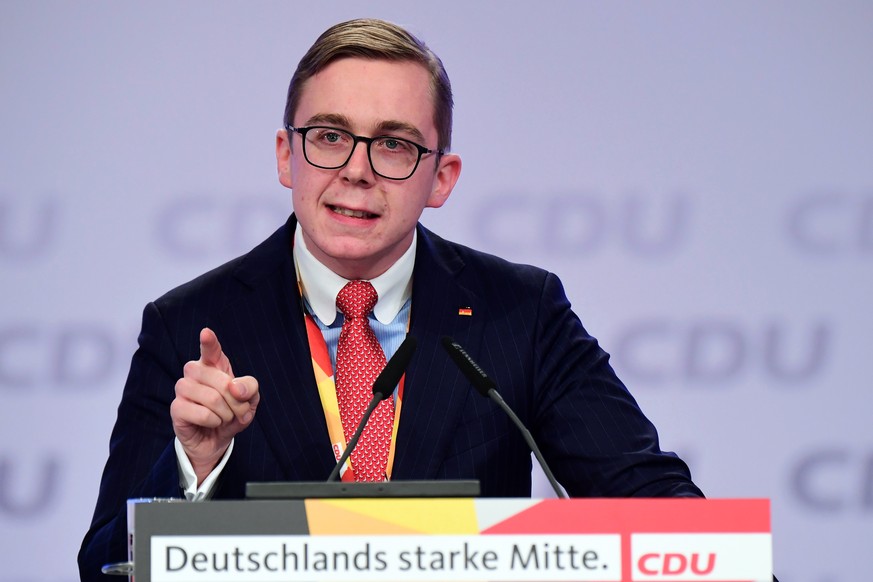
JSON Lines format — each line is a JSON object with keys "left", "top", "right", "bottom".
{"left": 292, "top": 187, "right": 317, "bottom": 216}
{"left": 290, "top": 150, "right": 316, "bottom": 182}
{"left": 290, "top": 167, "right": 325, "bottom": 203}
{"left": 289, "top": 156, "right": 305, "bottom": 185}
{"left": 403, "top": 176, "right": 439, "bottom": 210}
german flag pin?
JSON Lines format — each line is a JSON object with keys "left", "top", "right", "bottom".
{"left": 457, "top": 307, "right": 473, "bottom": 316}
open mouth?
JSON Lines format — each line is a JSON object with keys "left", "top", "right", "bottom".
{"left": 329, "top": 205, "right": 379, "bottom": 219}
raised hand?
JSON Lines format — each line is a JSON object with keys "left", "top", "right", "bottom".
{"left": 170, "top": 327, "right": 259, "bottom": 484}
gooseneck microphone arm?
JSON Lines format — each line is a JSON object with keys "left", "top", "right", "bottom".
{"left": 441, "top": 336, "right": 567, "bottom": 499}
{"left": 327, "top": 335, "right": 418, "bottom": 482}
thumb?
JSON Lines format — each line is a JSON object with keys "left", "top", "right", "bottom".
{"left": 232, "top": 377, "right": 259, "bottom": 424}
{"left": 231, "top": 376, "right": 259, "bottom": 405}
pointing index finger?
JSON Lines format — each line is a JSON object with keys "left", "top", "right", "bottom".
{"left": 199, "top": 327, "right": 224, "bottom": 367}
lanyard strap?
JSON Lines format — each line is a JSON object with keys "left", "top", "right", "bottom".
{"left": 303, "top": 313, "right": 404, "bottom": 481}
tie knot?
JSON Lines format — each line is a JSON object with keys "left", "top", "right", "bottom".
{"left": 336, "top": 280, "right": 378, "bottom": 320}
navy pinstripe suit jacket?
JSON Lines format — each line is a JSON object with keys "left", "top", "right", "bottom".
{"left": 79, "top": 214, "right": 702, "bottom": 579}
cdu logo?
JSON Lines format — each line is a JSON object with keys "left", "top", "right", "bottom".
{"left": 787, "top": 192, "right": 873, "bottom": 254}
{"left": 0, "top": 323, "right": 120, "bottom": 389}
{"left": 472, "top": 191, "right": 692, "bottom": 257}
{"left": 613, "top": 319, "right": 831, "bottom": 385}
{"left": 154, "top": 194, "right": 288, "bottom": 260}
{"left": 637, "top": 552, "right": 716, "bottom": 576}
{"left": 0, "top": 455, "right": 61, "bottom": 518}
{"left": 0, "top": 196, "right": 58, "bottom": 261}
{"left": 791, "top": 448, "right": 873, "bottom": 513}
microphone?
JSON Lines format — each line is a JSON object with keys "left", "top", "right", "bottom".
{"left": 327, "top": 335, "right": 417, "bottom": 482}
{"left": 441, "top": 336, "right": 567, "bottom": 499}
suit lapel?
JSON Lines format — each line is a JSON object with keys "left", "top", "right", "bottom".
{"left": 212, "top": 216, "right": 335, "bottom": 481}
{"left": 393, "top": 226, "right": 486, "bottom": 480}
{"left": 207, "top": 218, "right": 487, "bottom": 482}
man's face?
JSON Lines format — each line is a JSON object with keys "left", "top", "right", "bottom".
{"left": 276, "top": 57, "right": 462, "bottom": 280}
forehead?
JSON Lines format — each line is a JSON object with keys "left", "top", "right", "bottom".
{"left": 295, "top": 57, "right": 436, "bottom": 137}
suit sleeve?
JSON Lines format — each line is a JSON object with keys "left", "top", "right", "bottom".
{"left": 531, "top": 272, "right": 704, "bottom": 498}
{"left": 77, "top": 302, "right": 189, "bottom": 581}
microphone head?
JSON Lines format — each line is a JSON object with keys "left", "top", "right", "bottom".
{"left": 440, "top": 336, "right": 496, "bottom": 397}
{"left": 372, "top": 335, "right": 417, "bottom": 399}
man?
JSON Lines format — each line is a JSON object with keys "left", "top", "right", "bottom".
{"left": 79, "top": 18, "right": 702, "bottom": 580}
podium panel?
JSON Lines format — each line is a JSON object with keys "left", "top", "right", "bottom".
{"left": 132, "top": 498, "right": 771, "bottom": 582}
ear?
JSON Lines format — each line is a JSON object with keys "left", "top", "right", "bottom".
{"left": 425, "top": 153, "right": 462, "bottom": 209}
{"left": 276, "top": 128, "right": 293, "bottom": 189}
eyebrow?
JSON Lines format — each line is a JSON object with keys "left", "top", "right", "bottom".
{"left": 373, "top": 121, "right": 426, "bottom": 145}
{"left": 303, "top": 113, "right": 427, "bottom": 145}
{"left": 304, "top": 113, "right": 353, "bottom": 128}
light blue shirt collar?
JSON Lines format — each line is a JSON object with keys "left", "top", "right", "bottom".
{"left": 293, "top": 226, "right": 415, "bottom": 325}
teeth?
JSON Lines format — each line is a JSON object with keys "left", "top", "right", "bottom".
{"left": 332, "top": 206, "right": 374, "bottom": 219}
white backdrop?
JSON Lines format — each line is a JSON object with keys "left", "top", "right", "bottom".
{"left": 2, "top": 2, "right": 871, "bottom": 581}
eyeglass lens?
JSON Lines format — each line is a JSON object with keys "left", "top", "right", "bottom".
{"left": 302, "top": 127, "right": 423, "bottom": 180}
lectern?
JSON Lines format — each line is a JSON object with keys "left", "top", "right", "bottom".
{"left": 123, "top": 497, "right": 772, "bottom": 581}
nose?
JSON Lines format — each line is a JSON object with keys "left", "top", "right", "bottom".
{"left": 339, "top": 139, "right": 375, "bottom": 183}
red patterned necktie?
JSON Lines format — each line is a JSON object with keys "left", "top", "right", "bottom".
{"left": 335, "top": 280, "right": 394, "bottom": 481}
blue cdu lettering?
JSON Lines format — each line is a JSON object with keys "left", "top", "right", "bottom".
{"left": 791, "top": 449, "right": 873, "bottom": 513}
{"left": 0, "top": 197, "right": 58, "bottom": 261}
{"left": 154, "top": 195, "right": 287, "bottom": 259}
{"left": 0, "top": 455, "right": 61, "bottom": 518}
{"left": 787, "top": 192, "right": 873, "bottom": 254}
{"left": 0, "top": 324, "right": 117, "bottom": 389}
{"left": 614, "top": 319, "right": 830, "bottom": 385}
{"left": 475, "top": 191, "right": 691, "bottom": 257}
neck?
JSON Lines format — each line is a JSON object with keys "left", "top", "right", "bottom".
{"left": 303, "top": 232, "right": 415, "bottom": 281}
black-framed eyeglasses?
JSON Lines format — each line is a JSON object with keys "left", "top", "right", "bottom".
{"left": 286, "top": 124, "right": 443, "bottom": 181}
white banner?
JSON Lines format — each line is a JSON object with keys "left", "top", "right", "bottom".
{"left": 151, "top": 534, "right": 622, "bottom": 582}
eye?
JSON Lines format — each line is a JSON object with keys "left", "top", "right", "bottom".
{"left": 375, "top": 136, "right": 415, "bottom": 155}
{"left": 310, "top": 128, "right": 350, "bottom": 147}
{"left": 321, "top": 130, "right": 345, "bottom": 143}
